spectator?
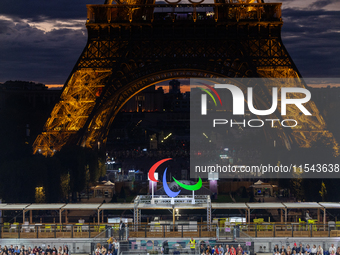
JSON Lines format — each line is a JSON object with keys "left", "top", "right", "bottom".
{"left": 287, "top": 246, "right": 292, "bottom": 255}
{"left": 317, "top": 246, "right": 323, "bottom": 255}
{"left": 200, "top": 244, "right": 205, "bottom": 255}
{"left": 101, "top": 246, "right": 107, "bottom": 255}
{"left": 293, "top": 244, "right": 298, "bottom": 253}
{"left": 305, "top": 210, "right": 312, "bottom": 221}
{"left": 113, "top": 239, "right": 119, "bottom": 255}
{"left": 330, "top": 245, "right": 336, "bottom": 254}
{"left": 163, "top": 241, "right": 169, "bottom": 255}
{"left": 20, "top": 247, "right": 26, "bottom": 254}
{"left": 107, "top": 250, "right": 113, "bottom": 255}
{"left": 336, "top": 247, "right": 340, "bottom": 255}
{"left": 32, "top": 248, "right": 38, "bottom": 255}
{"left": 311, "top": 245, "right": 317, "bottom": 255}
{"left": 112, "top": 245, "right": 116, "bottom": 255}
{"left": 274, "top": 245, "right": 280, "bottom": 254}
{"left": 95, "top": 244, "right": 101, "bottom": 255}
{"left": 63, "top": 247, "right": 68, "bottom": 255}
{"left": 119, "top": 220, "right": 125, "bottom": 241}
{"left": 57, "top": 247, "right": 63, "bottom": 255}
{"left": 107, "top": 236, "right": 113, "bottom": 251}
{"left": 14, "top": 247, "right": 20, "bottom": 254}
{"left": 280, "top": 246, "right": 287, "bottom": 254}
{"left": 236, "top": 245, "right": 243, "bottom": 255}
{"left": 45, "top": 246, "right": 51, "bottom": 255}
{"left": 225, "top": 245, "right": 230, "bottom": 255}
{"left": 9, "top": 246, "right": 14, "bottom": 254}
{"left": 298, "top": 244, "right": 305, "bottom": 254}
{"left": 212, "top": 245, "right": 218, "bottom": 254}
{"left": 305, "top": 245, "right": 311, "bottom": 255}
{"left": 218, "top": 245, "right": 224, "bottom": 255}
{"left": 230, "top": 245, "right": 236, "bottom": 255}
{"left": 206, "top": 245, "right": 212, "bottom": 255}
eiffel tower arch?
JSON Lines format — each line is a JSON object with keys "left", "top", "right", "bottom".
{"left": 33, "top": 0, "right": 339, "bottom": 156}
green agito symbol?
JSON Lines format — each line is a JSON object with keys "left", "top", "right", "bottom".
{"left": 172, "top": 177, "right": 202, "bottom": 191}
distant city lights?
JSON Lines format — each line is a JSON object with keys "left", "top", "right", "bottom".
{"left": 164, "top": 133, "right": 172, "bottom": 140}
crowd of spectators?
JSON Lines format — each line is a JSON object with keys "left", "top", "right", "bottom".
{"left": 95, "top": 239, "right": 119, "bottom": 255}
{"left": 272, "top": 243, "right": 340, "bottom": 255}
{"left": 200, "top": 243, "right": 249, "bottom": 255}
{"left": 0, "top": 245, "right": 69, "bottom": 255}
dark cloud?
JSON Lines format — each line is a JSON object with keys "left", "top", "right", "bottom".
{"left": 0, "top": 17, "right": 87, "bottom": 83}
{"left": 0, "top": 1, "right": 339, "bottom": 84}
{"left": 0, "top": 0, "right": 104, "bottom": 21}
{"left": 309, "top": 0, "right": 338, "bottom": 9}
{"left": 280, "top": 8, "right": 340, "bottom": 78}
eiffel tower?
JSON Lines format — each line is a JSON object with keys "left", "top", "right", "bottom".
{"left": 33, "top": 0, "right": 339, "bottom": 156}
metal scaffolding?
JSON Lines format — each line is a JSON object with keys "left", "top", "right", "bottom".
{"left": 133, "top": 195, "right": 211, "bottom": 229}
{"left": 207, "top": 196, "right": 212, "bottom": 231}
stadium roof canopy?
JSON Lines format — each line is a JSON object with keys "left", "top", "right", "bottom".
{"left": 0, "top": 200, "right": 335, "bottom": 225}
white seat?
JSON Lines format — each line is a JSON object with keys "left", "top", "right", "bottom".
{"left": 21, "top": 224, "right": 30, "bottom": 233}
{"left": 10, "top": 224, "right": 18, "bottom": 232}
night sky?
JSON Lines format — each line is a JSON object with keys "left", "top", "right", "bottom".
{"left": 0, "top": 0, "right": 339, "bottom": 85}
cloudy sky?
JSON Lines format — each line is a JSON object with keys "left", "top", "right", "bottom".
{"left": 0, "top": 0, "right": 339, "bottom": 85}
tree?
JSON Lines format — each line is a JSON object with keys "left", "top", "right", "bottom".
{"left": 119, "top": 187, "right": 126, "bottom": 200}
{"left": 290, "top": 166, "right": 304, "bottom": 201}
{"left": 110, "top": 193, "right": 118, "bottom": 203}
{"left": 319, "top": 181, "right": 327, "bottom": 202}
{"left": 241, "top": 186, "right": 248, "bottom": 198}
{"left": 35, "top": 186, "right": 46, "bottom": 203}
{"left": 60, "top": 172, "right": 71, "bottom": 201}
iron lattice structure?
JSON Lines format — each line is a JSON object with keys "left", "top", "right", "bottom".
{"left": 33, "top": 0, "right": 339, "bottom": 156}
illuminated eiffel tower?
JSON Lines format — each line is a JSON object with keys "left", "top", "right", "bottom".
{"left": 33, "top": 0, "right": 338, "bottom": 156}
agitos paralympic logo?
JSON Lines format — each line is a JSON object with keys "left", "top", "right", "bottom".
{"left": 148, "top": 158, "right": 202, "bottom": 198}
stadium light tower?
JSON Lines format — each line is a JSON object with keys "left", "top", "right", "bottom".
{"left": 208, "top": 172, "right": 219, "bottom": 199}
{"left": 148, "top": 172, "right": 158, "bottom": 204}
